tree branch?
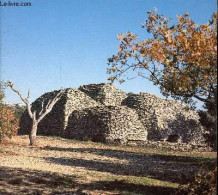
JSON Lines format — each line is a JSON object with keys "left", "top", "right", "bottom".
{"left": 193, "top": 95, "right": 209, "bottom": 103}
{"left": 7, "top": 81, "right": 34, "bottom": 119}
{"left": 39, "top": 100, "right": 45, "bottom": 116}
{"left": 37, "top": 90, "right": 64, "bottom": 122}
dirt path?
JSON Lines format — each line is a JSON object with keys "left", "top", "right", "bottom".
{"left": 0, "top": 136, "right": 216, "bottom": 194}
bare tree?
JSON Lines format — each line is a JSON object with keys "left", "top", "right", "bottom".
{"left": 7, "top": 81, "right": 64, "bottom": 146}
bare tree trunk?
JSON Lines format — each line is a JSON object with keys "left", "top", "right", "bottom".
{"left": 29, "top": 120, "right": 38, "bottom": 146}
{"left": 7, "top": 81, "right": 63, "bottom": 146}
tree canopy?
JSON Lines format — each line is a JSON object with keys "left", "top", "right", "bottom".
{"left": 107, "top": 10, "right": 217, "bottom": 106}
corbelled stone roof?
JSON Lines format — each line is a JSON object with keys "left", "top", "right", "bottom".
{"left": 19, "top": 83, "right": 205, "bottom": 144}
{"left": 122, "top": 92, "right": 205, "bottom": 144}
{"left": 79, "top": 83, "right": 127, "bottom": 106}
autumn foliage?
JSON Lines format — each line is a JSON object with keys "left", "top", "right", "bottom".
{"left": 0, "top": 82, "right": 19, "bottom": 142}
{"left": 0, "top": 106, "right": 19, "bottom": 142}
{"left": 107, "top": 10, "right": 217, "bottom": 105}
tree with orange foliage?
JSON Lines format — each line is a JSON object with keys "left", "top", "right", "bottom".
{"left": 0, "top": 82, "right": 19, "bottom": 142}
{"left": 0, "top": 106, "right": 19, "bottom": 142}
{"left": 107, "top": 10, "right": 217, "bottom": 106}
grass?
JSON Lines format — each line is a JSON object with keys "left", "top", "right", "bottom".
{"left": 0, "top": 135, "right": 216, "bottom": 194}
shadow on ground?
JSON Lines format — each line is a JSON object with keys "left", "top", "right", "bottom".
{"left": 82, "top": 180, "right": 178, "bottom": 195}
{"left": 43, "top": 146, "right": 214, "bottom": 185}
{"left": 0, "top": 166, "right": 178, "bottom": 195}
{"left": 0, "top": 166, "right": 77, "bottom": 194}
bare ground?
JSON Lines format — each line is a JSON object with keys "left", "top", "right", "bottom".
{"left": 0, "top": 135, "right": 216, "bottom": 194}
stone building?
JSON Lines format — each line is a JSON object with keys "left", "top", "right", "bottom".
{"left": 19, "top": 83, "right": 205, "bottom": 144}
{"left": 65, "top": 106, "right": 147, "bottom": 143}
{"left": 122, "top": 93, "right": 205, "bottom": 144}
{"left": 19, "top": 88, "right": 101, "bottom": 137}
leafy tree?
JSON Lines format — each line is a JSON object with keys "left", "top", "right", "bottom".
{"left": 0, "top": 106, "right": 19, "bottom": 142}
{"left": 198, "top": 97, "right": 217, "bottom": 150}
{"left": 9, "top": 104, "right": 26, "bottom": 120}
{"left": 107, "top": 10, "right": 217, "bottom": 106}
{"left": 0, "top": 82, "right": 19, "bottom": 142}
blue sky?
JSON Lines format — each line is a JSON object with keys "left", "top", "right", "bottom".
{"left": 0, "top": 0, "right": 216, "bottom": 109}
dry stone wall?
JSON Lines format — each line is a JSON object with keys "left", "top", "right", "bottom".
{"left": 19, "top": 83, "right": 206, "bottom": 146}
{"left": 122, "top": 93, "right": 205, "bottom": 144}
{"left": 19, "top": 88, "right": 101, "bottom": 137}
{"left": 19, "top": 89, "right": 68, "bottom": 136}
{"left": 65, "top": 106, "right": 147, "bottom": 143}
{"left": 127, "top": 140, "right": 212, "bottom": 152}
{"left": 62, "top": 88, "right": 102, "bottom": 132}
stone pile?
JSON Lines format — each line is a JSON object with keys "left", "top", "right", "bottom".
{"left": 126, "top": 140, "right": 212, "bottom": 152}
{"left": 19, "top": 83, "right": 206, "bottom": 145}
{"left": 122, "top": 93, "right": 205, "bottom": 144}
{"left": 65, "top": 106, "right": 147, "bottom": 143}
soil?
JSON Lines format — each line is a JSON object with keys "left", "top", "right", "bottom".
{"left": 0, "top": 135, "right": 216, "bottom": 194}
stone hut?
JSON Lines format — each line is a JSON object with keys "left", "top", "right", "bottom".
{"left": 65, "top": 106, "right": 147, "bottom": 143}
{"left": 122, "top": 93, "right": 205, "bottom": 144}
{"left": 19, "top": 83, "right": 205, "bottom": 144}
{"left": 19, "top": 88, "right": 101, "bottom": 137}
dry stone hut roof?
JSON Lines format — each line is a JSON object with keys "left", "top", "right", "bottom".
{"left": 19, "top": 83, "right": 205, "bottom": 145}
{"left": 63, "top": 88, "right": 102, "bottom": 130}
{"left": 79, "top": 83, "right": 127, "bottom": 106}
{"left": 65, "top": 106, "right": 147, "bottom": 143}
{"left": 122, "top": 93, "right": 205, "bottom": 144}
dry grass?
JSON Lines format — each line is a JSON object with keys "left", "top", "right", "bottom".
{"left": 0, "top": 135, "right": 216, "bottom": 194}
